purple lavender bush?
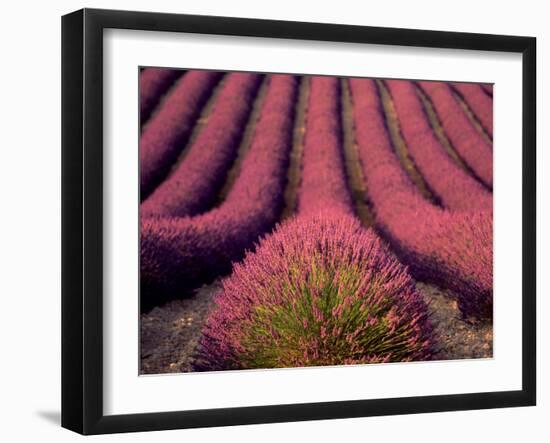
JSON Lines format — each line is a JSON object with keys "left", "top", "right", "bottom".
{"left": 193, "top": 212, "right": 436, "bottom": 370}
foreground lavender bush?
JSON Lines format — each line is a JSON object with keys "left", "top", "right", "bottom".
{"left": 349, "top": 78, "right": 493, "bottom": 319}
{"left": 451, "top": 82, "right": 493, "bottom": 138}
{"left": 193, "top": 213, "right": 435, "bottom": 370}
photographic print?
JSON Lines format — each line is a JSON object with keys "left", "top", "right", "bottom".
{"left": 139, "top": 68, "right": 493, "bottom": 374}
{"left": 62, "top": 10, "right": 536, "bottom": 433}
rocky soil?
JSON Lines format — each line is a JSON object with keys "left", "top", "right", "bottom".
{"left": 140, "top": 281, "right": 492, "bottom": 375}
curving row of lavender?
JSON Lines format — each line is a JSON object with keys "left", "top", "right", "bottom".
{"left": 139, "top": 68, "right": 183, "bottom": 125}
{"left": 418, "top": 81, "right": 493, "bottom": 189}
{"left": 140, "top": 71, "right": 223, "bottom": 199}
{"left": 451, "top": 82, "right": 493, "bottom": 138}
{"left": 297, "top": 77, "right": 354, "bottom": 216}
{"left": 386, "top": 79, "right": 492, "bottom": 211}
{"left": 140, "top": 75, "right": 298, "bottom": 311}
{"left": 349, "top": 78, "right": 493, "bottom": 319}
{"left": 193, "top": 77, "right": 435, "bottom": 370}
{"left": 141, "top": 73, "right": 263, "bottom": 217}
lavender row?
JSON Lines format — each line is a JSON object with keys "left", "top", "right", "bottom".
{"left": 141, "top": 73, "right": 262, "bottom": 217}
{"left": 350, "top": 78, "right": 493, "bottom": 319}
{"left": 418, "top": 81, "right": 493, "bottom": 188}
{"left": 139, "top": 71, "right": 223, "bottom": 199}
{"left": 139, "top": 68, "right": 183, "bottom": 125}
{"left": 193, "top": 76, "right": 435, "bottom": 370}
{"left": 296, "top": 76, "right": 354, "bottom": 216}
{"left": 140, "top": 75, "right": 298, "bottom": 311}
{"left": 386, "top": 79, "right": 492, "bottom": 211}
{"left": 451, "top": 82, "right": 493, "bottom": 138}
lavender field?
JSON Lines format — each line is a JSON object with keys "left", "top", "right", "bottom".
{"left": 139, "top": 68, "right": 493, "bottom": 374}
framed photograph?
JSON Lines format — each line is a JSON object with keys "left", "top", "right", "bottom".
{"left": 61, "top": 8, "right": 536, "bottom": 435}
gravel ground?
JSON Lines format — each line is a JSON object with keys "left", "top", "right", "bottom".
{"left": 417, "top": 282, "right": 493, "bottom": 360}
{"left": 140, "top": 282, "right": 221, "bottom": 374}
{"left": 140, "top": 281, "right": 493, "bottom": 374}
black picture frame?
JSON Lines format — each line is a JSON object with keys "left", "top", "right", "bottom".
{"left": 61, "top": 8, "right": 536, "bottom": 435}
